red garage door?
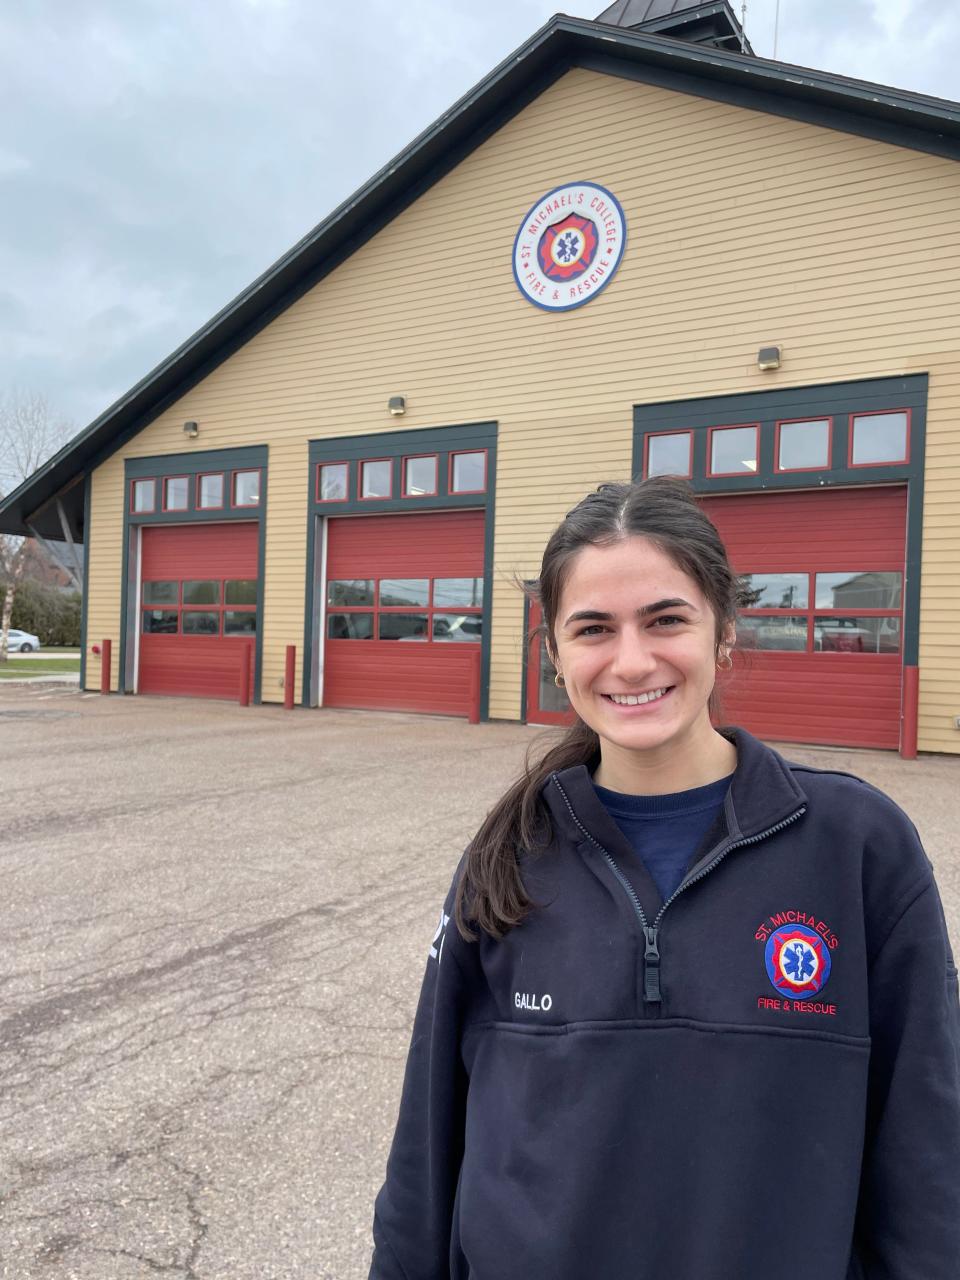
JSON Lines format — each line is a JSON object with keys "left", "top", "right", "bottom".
{"left": 701, "top": 486, "right": 906, "bottom": 750}
{"left": 139, "top": 523, "right": 258, "bottom": 699}
{"left": 323, "top": 511, "right": 484, "bottom": 717}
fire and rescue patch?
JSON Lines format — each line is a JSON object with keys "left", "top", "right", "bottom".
{"left": 764, "top": 924, "right": 832, "bottom": 998}
{"left": 512, "top": 182, "right": 626, "bottom": 311}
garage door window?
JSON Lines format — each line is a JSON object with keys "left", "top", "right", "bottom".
{"left": 708, "top": 425, "right": 759, "bottom": 477}
{"left": 325, "top": 575, "right": 482, "bottom": 642}
{"left": 737, "top": 569, "right": 902, "bottom": 654}
{"left": 163, "top": 476, "right": 190, "bottom": 512}
{"left": 776, "top": 419, "right": 832, "bottom": 472}
{"left": 197, "top": 473, "right": 225, "bottom": 509}
{"left": 233, "top": 470, "right": 261, "bottom": 507}
{"left": 141, "top": 578, "right": 257, "bottom": 637}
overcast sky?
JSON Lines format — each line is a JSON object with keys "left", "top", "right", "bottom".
{"left": 2, "top": 0, "right": 957, "bottom": 444}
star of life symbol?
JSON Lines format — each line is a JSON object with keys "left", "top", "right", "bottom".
{"left": 764, "top": 924, "right": 832, "bottom": 998}
{"left": 512, "top": 181, "right": 626, "bottom": 312}
{"left": 430, "top": 910, "right": 450, "bottom": 964}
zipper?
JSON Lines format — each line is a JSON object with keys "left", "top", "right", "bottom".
{"left": 551, "top": 773, "right": 806, "bottom": 1007}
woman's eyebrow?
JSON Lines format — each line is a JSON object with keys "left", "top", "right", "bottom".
{"left": 562, "top": 598, "right": 695, "bottom": 627}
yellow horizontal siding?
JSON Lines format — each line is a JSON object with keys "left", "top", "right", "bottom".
{"left": 84, "top": 67, "right": 960, "bottom": 749}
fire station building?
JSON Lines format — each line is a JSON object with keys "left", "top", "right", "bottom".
{"left": 4, "top": 0, "right": 960, "bottom": 756}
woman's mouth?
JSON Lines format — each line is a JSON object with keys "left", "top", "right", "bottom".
{"left": 601, "top": 686, "right": 673, "bottom": 708}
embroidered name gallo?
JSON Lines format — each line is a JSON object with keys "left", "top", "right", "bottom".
{"left": 514, "top": 991, "right": 553, "bottom": 1012}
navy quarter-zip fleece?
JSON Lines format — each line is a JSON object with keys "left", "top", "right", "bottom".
{"left": 369, "top": 728, "right": 960, "bottom": 1280}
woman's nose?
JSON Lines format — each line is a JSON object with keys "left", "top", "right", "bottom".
{"left": 608, "top": 628, "right": 658, "bottom": 680}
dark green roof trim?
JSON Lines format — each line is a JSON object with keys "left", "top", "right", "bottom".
{"left": 4, "top": 14, "right": 960, "bottom": 538}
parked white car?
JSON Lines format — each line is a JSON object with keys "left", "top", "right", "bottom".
{"left": 5, "top": 629, "right": 41, "bottom": 652}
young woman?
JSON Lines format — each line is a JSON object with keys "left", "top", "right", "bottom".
{"left": 369, "top": 477, "right": 960, "bottom": 1280}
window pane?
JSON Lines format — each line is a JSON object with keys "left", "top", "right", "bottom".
{"left": 815, "top": 572, "right": 902, "bottom": 609}
{"left": 433, "top": 613, "right": 483, "bottom": 642}
{"left": 234, "top": 470, "right": 260, "bottom": 505}
{"left": 815, "top": 616, "right": 900, "bottom": 654}
{"left": 379, "top": 578, "right": 429, "bottom": 607}
{"left": 183, "top": 580, "right": 220, "bottom": 605}
{"left": 198, "top": 474, "right": 224, "bottom": 508}
{"left": 327, "top": 579, "right": 374, "bottom": 606}
{"left": 361, "top": 459, "right": 392, "bottom": 498}
{"left": 319, "top": 463, "right": 348, "bottom": 501}
{"left": 132, "top": 479, "right": 156, "bottom": 512}
{"left": 182, "top": 611, "right": 220, "bottom": 635}
{"left": 379, "top": 613, "right": 428, "bottom": 640}
{"left": 143, "top": 580, "right": 178, "bottom": 605}
{"left": 647, "top": 433, "right": 691, "bottom": 478}
{"left": 778, "top": 419, "right": 830, "bottom": 471}
{"left": 404, "top": 456, "right": 438, "bottom": 496}
{"left": 851, "top": 412, "right": 908, "bottom": 465}
{"left": 225, "top": 579, "right": 257, "bottom": 605}
{"left": 224, "top": 611, "right": 258, "bottom": 636}
{"left": 710, "top": 427, "right": 757, "bottom": 475}
{"left": 164, "top": 476, "right": 189, "bottom": 510}
{"left": 739, "top": 573, "right": 808, "bottom": 609}
{"left": 433, "top": 577, "right": 484, "bottom": 607}
{"left": 142, "top": 610, "right": 179, "bottom": 634}
{"left": 736, "top": 617, "right": 807, "bottom": 651}
{"left": 451, "top": 451, "right": 486, "bottom": 493}
{"left": 539, "top": 637, "right": 569, "bottom": 713}
{"left": 327, "top": 613, "right": 373, "bottom": 640}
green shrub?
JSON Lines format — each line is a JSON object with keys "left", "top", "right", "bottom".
{"left": 1, "top": 580, "right": 82, "bottom": 647}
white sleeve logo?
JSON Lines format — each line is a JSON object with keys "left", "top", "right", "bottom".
{"left": 430, "top": 910, "right": 450, "bottom": 964}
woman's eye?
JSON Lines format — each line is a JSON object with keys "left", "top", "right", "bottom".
{"left": 653, "top": 615, "right": 685, "bottom": 627}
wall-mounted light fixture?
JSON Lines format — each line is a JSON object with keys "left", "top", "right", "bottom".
{"left": 757, "top": 346, "right": 782, "bottom": 371}
{"left": 388, "top": 396, "right": 406, "bottom": 417}
{"left": 183, "top": 420, "right": 199, "bottom": 438}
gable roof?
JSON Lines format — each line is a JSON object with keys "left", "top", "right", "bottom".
{"left": 6, "top": 10, "right": 960, "bottom": 539}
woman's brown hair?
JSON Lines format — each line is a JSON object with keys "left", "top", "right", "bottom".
{"left": 453, "top": 476, "right": 743, "bottom": 942}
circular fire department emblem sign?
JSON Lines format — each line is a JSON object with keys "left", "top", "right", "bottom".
{"left": 765, "top": 925, "right": 832, "bottom": 998}
{"left": 512, "top": 182, "right": 626, "bottom": 311}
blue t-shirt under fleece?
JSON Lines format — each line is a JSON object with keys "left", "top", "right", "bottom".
{"left": 592, "top": 773, "right": 734, "bottom": 903}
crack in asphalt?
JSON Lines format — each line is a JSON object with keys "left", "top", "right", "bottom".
{"left": 0, "top": 903, "right": 335, "bottom": 1053}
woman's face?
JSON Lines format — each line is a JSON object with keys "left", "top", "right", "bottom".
{"left": 551, "top": 536, "right": 729, "bottom": 760}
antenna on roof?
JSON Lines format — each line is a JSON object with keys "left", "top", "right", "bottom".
{"left": 773, "top": 0, "right": 781, "bottom": 58}
{"left": 739, "top": 4, "right": 747, "bottom": 54}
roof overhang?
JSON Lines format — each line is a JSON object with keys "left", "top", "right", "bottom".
{"left": 6, "top": 12, "right": 960, "bottom": 539}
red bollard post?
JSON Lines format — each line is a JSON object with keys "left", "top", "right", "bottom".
{"left": 468, "top": 648, "right": 481, "bottom": 725}
{"left": 100, "top": 638, "right": 112, "bottom": 694}
{"left": 284, "top": 645, "right": 295, "bottom": 711}
{"left": 239, "top": 640, "right": 252, "bottom": 707}
{"left": 900, "top": 664, "right": 919, "bottom": 760}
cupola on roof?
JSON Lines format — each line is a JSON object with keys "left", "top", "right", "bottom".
{"left": 595, "top": 0, "right": 754, "bottom": 55}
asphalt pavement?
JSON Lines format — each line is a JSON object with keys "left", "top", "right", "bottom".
{"left": 1, "top": 684, "right": 958, "bottom": 1278}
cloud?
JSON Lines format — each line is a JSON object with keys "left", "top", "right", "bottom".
{"left": 1, "top": 0, "right": 956, "bottom": 430}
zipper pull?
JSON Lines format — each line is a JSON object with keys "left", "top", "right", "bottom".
{"left": 643, "top": 926, "right": 662, "bottom": 1004}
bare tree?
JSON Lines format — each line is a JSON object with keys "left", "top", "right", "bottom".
{"left": 0, "top": 391, "right": 75, "bottom": 661}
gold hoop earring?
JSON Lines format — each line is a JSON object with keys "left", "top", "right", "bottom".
{"left": 554, "top": 672, "right": 566, "bottom": 688}
{"left": 717, "top": 652, "right": 733, "bottom": 671}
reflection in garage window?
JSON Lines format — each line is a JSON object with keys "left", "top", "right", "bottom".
{"left": 379, "top": 579, "right": 429, "bottom": 607}
{"left": 814, "top": 616, "right": 900, "bottom": 654}
{"left": 432, "top": 613, "right": 483, "bottom": 642}
{"left": 183, "top": 580, "right": 220, "bottom": 605}
{"left": 379, "top": 613, "right": 428, "bottom": 640}
{"left": 224, "top": 611, "right": 258, "bottom": 636}
{"left": 736, "top": 618, "right": 808, "bottom": 651}
{"left": 433, "top": 577, "right": 483, "bottom": 607}
{"left": 814, "top": 572, "right": 902, "bottom": 609}
{"left": 143, "top": 580, "right": 178, "bottom": 605}
{"left": 327, "top": 613, "right": 373, "bottom": 640}
{"left": 328, "top": 579, "right": 374, "bottom": 606}
{"left": 225, "top": 580, "right": 257, "bottom": 606}
{"left": 182, "top": 611, "right": 220, "bottom": 635}
{"left": 739, "top": 573, "right": 808, "bottom": 609}
{"left": 142, "top": 610, "right": 179, "bottom": 634}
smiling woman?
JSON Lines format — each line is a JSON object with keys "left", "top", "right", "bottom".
{"left": 369, "top": 476, "right": 960, "bottom": 1280}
